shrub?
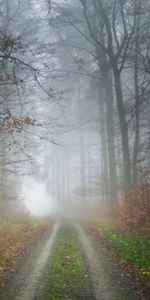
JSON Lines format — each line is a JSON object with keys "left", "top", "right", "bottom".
{"left": 118, "top": 181, "right": 150, "bottom": 234}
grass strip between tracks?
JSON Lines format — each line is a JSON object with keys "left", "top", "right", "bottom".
{"left": 43, "top": 227, "right": 90, "bottom": 300}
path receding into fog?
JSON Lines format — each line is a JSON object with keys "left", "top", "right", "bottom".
{"left": 1, "top": 221, "right": 139, "bottom": 300}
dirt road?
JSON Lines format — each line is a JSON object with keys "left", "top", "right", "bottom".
{"left": 75, "top": 223, "right": 138, "bottom": 300}
{"left": 0, "top": 223, "right": 60, "bottom": 300}
{"left": 0, "top": 221, "right": 139, "bottom": 300}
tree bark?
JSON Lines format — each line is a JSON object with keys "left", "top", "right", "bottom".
{"left": 98, "top": 93, "right": 110, "bottom": 200}
{"left": 103, "top": 70, "right": 118, "bottom": 199}
{"left": 113, "top": 64, "right": 132, "bottom": 190}
{"left": 133, "top": 0, "right": 141, "bottom": 186}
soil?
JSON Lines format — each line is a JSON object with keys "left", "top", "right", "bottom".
{"left": 0, "top": 221, "right": 142, "bottom": 300}
{"left": 75, "top": 223, "right": 140, "bottom": 300}
{"left": 0, "top": 223, "right": 60, "bottom": 300}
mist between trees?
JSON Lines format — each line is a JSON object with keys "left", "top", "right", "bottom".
{"left": 0, "top": 0, "right": 150, "bottom": 224}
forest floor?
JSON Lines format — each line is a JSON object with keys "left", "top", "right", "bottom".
{"left": 0, "top": 220, "right": 146, "bottom": 300}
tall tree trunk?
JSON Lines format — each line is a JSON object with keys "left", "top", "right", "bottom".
{"left": 103, "top": 70, "right": 118, "bottom": 200}
{"left": 87, "top": 139, "right": 92, "bottom": 188}
{"left": 133, "top": 0, "right": 141, "bottom": 186}
{"left": 78, "top": 78, "right": 86, "bottom": 202}
{"left": 65, "top": 150, "right": 70, "bottom": 203}
{"left": 55, "top": 160, "right": 61, "bottom": 203}
{"left": 113, "top": 64, "right": 131, "bottom": 191}
{"left": 51, "top": 159, "right": 56, "bottom": 201}
{"left": 79, "top": 127, "right": 86, "bottom": 201}
{"left": 97, "top": 33, "right": 117, "bottom": 200}
{"left": 98, "top": 93, "right": 110, "bottom": 200}
{"left": 133, "top": 58, "right": 140, "bottom": 186}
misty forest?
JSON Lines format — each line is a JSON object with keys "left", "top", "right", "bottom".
{"left": 0, "top": 0, "right": 150, "bottom": 299}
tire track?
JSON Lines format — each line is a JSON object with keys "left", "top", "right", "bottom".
{"left": 14, "top": 222, "right": 60, "bottom": 300}
{"left": 75, "top": 223, "right": 138, "bottom": 300}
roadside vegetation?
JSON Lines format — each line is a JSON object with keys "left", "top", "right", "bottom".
{"left": 42, "top": 226, "right": 91, "bottom": 300}
{"left": 82, "top": 180, "right": 150, "bottom": 298}
{"left": 96, "top": 225, "right": 150, "bottom": 275}
{"left": 0, "top": 213, "right": 51, "bottom": 285}
{"left": 88, "top": 181, "right": 150, "bottom": 272}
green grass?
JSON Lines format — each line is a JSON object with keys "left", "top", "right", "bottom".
{"left": 95, "top": 224, "right": 150, "bottom": 276}
{"left": 43, "top": 227, "right": 90, "bottom": 300}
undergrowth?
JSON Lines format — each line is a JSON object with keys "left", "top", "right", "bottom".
{"left": 90, "top": 178, "right": 150, "bottom": 278}
{"left": 0, "top": 214, "right": 51, "bottom": 284}
{"left": 96, "top": 224, "right": 150, "bottom": 277}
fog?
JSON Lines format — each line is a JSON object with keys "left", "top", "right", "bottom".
{"left": 22, "top": 178, "right": 53, "bottom": 216}
{"left": 0, "top": 0, "right": 150, "bottom": 224}
{"left": 0, "top": 3, "right": 150, "bottom": 299}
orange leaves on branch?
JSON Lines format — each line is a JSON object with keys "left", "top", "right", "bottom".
{"left": 24, "top": 117, "right": 34, "bottom": 125}
{"left": 0, "top": 116, "right": 36, "bottom": 132}
{"left": 12, "top": 116, "right": 35, "bottom": 127}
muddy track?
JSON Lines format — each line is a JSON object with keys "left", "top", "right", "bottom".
{"left": 0, "top": 221, "right": 140, "bottom": 300}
